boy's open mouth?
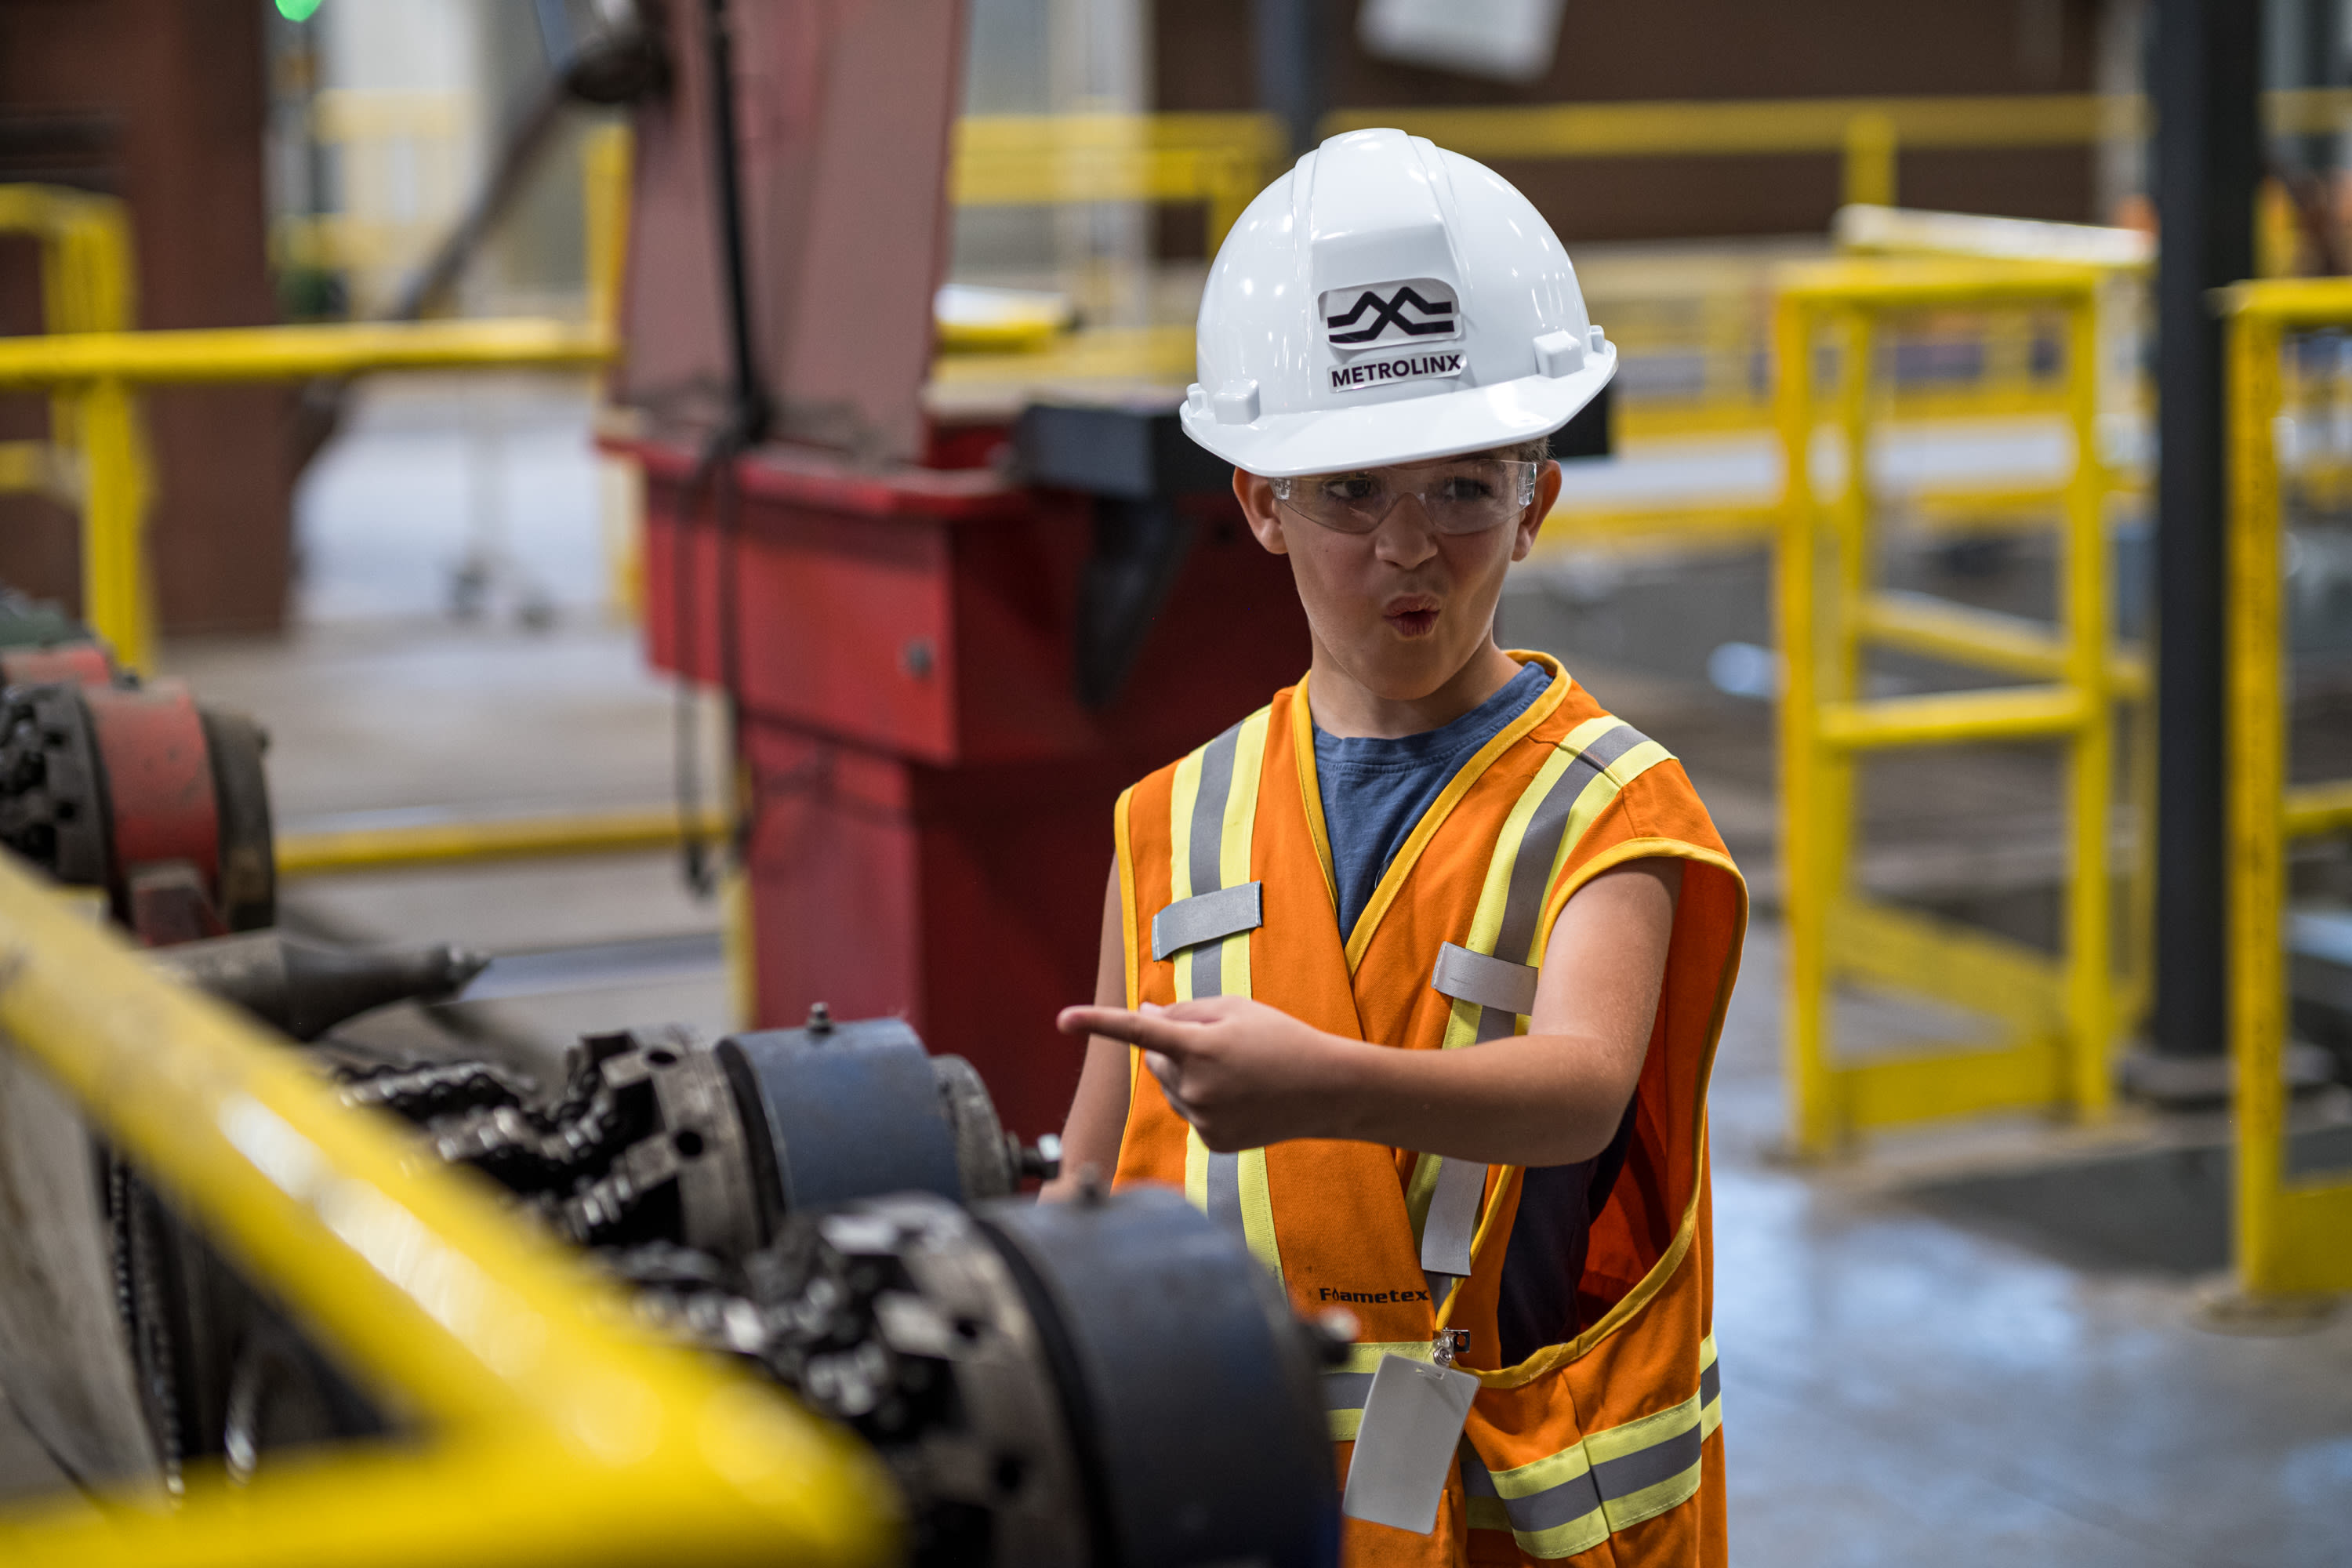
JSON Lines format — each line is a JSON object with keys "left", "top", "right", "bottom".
{"left": 1383, "top": 597, "right": 1440, "bottom": 638}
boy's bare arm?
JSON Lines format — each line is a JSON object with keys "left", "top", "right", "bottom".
{"left": 1039, "top": 862, "right": 1133, "bottom": 1199}
{"left": 1057, "top": 858, "right": 1680, "bottom": 1168}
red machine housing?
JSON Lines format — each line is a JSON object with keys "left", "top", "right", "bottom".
{"left": 630, "top": 437, "right": 1306, "bottom": 1137}
{"left": 610, "top": 0, "right": 1312, "bottom": 1135}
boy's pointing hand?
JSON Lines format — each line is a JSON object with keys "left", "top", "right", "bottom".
{"left": 1055, "top": 996, "right": 1355, "bottom": 1152}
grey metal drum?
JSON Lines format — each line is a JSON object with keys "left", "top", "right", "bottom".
{"left": 978, "top": 1185, "right": 1339, "bottom": 1568}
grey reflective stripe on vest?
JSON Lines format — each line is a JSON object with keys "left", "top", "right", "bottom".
{"left": 1205, "top": 1138, "right": 1246, "bottom": 1236}
{"left": 1418, "top": 720, "right": 1653, "bottom": 1281}
{"left": 1186, "top": 720, "right": 1244, "bottom": 993}
{"left": 1431, "top": 942, "right": 1540, "bottom": 1014}
{"left": 1466, "top": 719, "right": 1651, "bottom": 1038}
{"left": 1150, "top": 881, "right": 1263, "bottom": 961}
{"left": 1459, "top": 1334, "right": 1722, "bottom": 1557}
{"left": 1421, "top": 1156, "right": 1488, "bottom": 1285}
{"left": 1178, "top": 717, "right": 1251, "bottom": 1231}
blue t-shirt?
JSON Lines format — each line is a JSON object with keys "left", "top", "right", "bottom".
{"left": 1312, "top": 657, "right": 1633, "bottom": 1359}
{"left": 1312, "top": 659, "right": 1550, "bottom": 942}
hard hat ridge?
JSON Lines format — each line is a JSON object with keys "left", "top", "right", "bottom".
{"left": 1182, "top": 129, "right": 1614, "bottom": 479}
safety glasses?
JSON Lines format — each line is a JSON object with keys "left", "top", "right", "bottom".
{"left": 1269, "top": 457, "right": 1542, "bottom": 536}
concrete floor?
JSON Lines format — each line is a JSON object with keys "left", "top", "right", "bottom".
{"left": 4, "top": 393, "right": 2348, "bottom": 1559}
{"left": 1705, "top": 923, "right": 2352, "bottom": 1568}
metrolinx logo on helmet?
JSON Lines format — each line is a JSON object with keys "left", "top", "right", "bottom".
{"left": 1319, "top": 278, "right": 1466, "bottom": 394}
{"left": 1321, "top": 278, "right": 1461, "bottom": 349}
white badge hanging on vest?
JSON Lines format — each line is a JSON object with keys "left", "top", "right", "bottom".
{"left": 1340, "top": 1331, "right": 1479, "bottom": 1534}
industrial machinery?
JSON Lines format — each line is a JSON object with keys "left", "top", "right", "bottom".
{"left": 341, "top": 1018, "right": 1339, "bottom": 1567}
{"left": 0, "top": 610, "right": 1342, "bottom": 1564}
{"left": 10, "top": 989, "right": 1340, "bottom": 1563}
{"left": 0, "top": 590, "right": 273, "bottom": 941}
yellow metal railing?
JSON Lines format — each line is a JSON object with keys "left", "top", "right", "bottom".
{"left": 0, "top": 318, "right": 608, "bottom": 675}
{"left": 1323, "top": 85, "right": 2352, "bottom": 211}
{"left": 277, "top": 805, "right": 730, "bottom": 877}
{"left": 1777, "top": 259, "right": 2135, "bottom": 1156}
{"left": 1537, "top": 205, "right": 2152, "bottom": 558}
{"left": 2221, "top": 278, "right": 2352, "bottom": 1300}
{"left": 0, "top": 186, "right": 154, "bottom": 646}
{"left": 951, "top": 111, "right": 1284, "bottom": 253}
{"left": 0, "top": 849, "right": 898, "bottom": 1565}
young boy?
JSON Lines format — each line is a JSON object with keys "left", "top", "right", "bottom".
{"left": 1047, "top": 129, "right": 1746, "bottom": 1568}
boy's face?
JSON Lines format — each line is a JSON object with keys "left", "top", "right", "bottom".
{"left": 1234, "top": 453, "right": 1563, "bottom": 700}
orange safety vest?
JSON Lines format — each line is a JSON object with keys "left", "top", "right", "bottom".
{"left": 1112, "top": 652, "right": 1744, "bottom": 1567}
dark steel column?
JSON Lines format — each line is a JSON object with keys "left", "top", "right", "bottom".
{"left": 2150, "top": 0, "right": 2259, "bottom": 1063}
{"left": 1251, "top": 0, "right": 1324, "bottom": 155}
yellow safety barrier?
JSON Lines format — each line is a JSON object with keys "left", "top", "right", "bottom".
{"left": 0, "top": 849, "right": 898, "bottom": 1566}
{"left": 1777, "top": 259, "right": 2133, "bottom": 1156}
{"left": 1323, "top": 85, "right": 2352, "bottom": 211}
{"left": 950, "top": 112, "right": 1283, "bottom": 254}
{"left": 2221, "top": 278, "right": 2352, "bottom": 1300}
{"left": 0, "top": 186, "right": 155, "bottom": 654}
{"left": 0, "top": 318, "right": 608, "bottom": 674}
{"left": 278, "top": 804, "right": 731, "bottom": 877}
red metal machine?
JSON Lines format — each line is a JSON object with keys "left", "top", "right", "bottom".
{"left": 606, "top": 1, "right": 1307, "bottom": 1138}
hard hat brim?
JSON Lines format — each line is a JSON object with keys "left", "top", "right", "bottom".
{"left": 1180, "top": 348, "right": 1616, "bottom": 478}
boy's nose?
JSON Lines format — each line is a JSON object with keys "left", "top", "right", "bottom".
{"left": 1373, "top": 497, "right": 1442, "bottom": 564}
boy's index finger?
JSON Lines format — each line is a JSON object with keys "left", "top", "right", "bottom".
{"left": 1058, "top": 1004, "right": 1201, "bottom": 1056}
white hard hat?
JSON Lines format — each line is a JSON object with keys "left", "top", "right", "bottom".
{"left": 1180, "top": 128, "right": 1615, "bottom": 478}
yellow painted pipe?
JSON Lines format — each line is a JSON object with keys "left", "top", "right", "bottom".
{"left": 1814, "top": 684, "right": 2089, "bottom": 751}
{"left": 0, "top": 318, "right": 610, "bottom": 389}
{"left": 1778, "top": 256, "right": 2102, "bottom": 308}
{"left": 1856, "top": 590, "right": 2149, "bottom": 695}
{"left": 277, "top": 806, "right": 733, "bottom": 876}
{"left": 2285, "top": 779, "right": 2352, "bottom": 840}
{"left": 0, "top": 849, "right": 898, "bottom": 1566}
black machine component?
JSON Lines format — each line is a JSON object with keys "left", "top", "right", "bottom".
{"left": 349, "top": 1011, "right": 1058, "bottom": 1258}
{"left": 150, "top": 931, "right": 487, "bottom": 1042}
{"left": 622, "top": 1187, "right": 1337, "bottom": 1568}
{"left": 1014, "top": 403, "right": 1227, "bottom": 712}
{"left": 0, "top": 682, "right": 109, "bottom": 887}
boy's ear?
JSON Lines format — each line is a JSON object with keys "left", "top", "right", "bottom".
{"left": 1511, "top": 459, "right": 1563, "bottom": 563}
{"left": 1232, "top": 468, "right": 1290, "bottom": 556}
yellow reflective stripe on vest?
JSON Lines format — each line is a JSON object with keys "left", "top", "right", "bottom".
{"left": 1320, "top": 1339, "right": 1435, "bottom": 1442}
{"left": 1406, "top": 717, "right": 1674, "bottom": 1281}
{"left": 1167, "top": 709, "right": 1281, "bottom": 1279}
{"left": 1461, "top": 1334, "right": 1721, "bottom": 1556}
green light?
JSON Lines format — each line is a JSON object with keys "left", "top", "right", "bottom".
{"left": 276, "top": 0, "right": 322, "bottom": 20}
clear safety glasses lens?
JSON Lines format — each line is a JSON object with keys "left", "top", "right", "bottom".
{"left": 1270, "top": 459, "right": 1541, "bottom": 536}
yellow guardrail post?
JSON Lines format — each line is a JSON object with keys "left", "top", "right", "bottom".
{"left": 0, "top": 849, "right": 899, "bottom": 1566}
{"left": 1841, "top": 112, "right": 1896, "bottom": 209}
{"left": 2222, "top": 280, "right": 2352, "bottom": 1302}
{"left": 1777, "top": 259, "right": 2122, "bottom": 1156}
{"left": 1774, "top": 285, "right": 1831, "bottom": 1150}
{"left": 75, "top": 375, "right": 152, "bottom": 673}
{"left": 0, "top": 185, "right": 156, "bottom": 668}
{"left": 583, "top": 120, "right": 633, "bottom": 343}
{"left": 2059, "top": 290, "right": 2114, "bottom": 1120}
